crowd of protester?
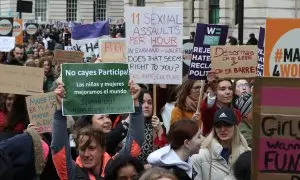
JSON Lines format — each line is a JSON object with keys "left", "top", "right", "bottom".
{"left": 0, "top": 24, "right": 256, "bottom": 180}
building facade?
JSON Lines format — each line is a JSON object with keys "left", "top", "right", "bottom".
{"left": 0, "top": 0, "right": 125, "bottom": 24}
{"left": 125, "top": 0, "right": 300, "bottom": 40}
{"left": 1, "top": 0, "right": 300, "bottom": 40}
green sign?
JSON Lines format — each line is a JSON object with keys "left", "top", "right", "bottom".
{"left": 62, "top": 63, "right": 134, "bottom": 115}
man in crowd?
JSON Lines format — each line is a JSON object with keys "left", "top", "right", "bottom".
{"left": 7, "top": 45, "right": 27, "bottom": 66}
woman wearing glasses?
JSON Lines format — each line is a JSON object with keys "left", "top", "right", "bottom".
{"left": 170, "top": 78, "right": 203, "bottom": 128}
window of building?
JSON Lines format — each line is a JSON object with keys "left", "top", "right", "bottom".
{"left": 94, "top": 0, "right": 106, "bottom": 21}
{"left": 67, "top": 0, "right": 77, "bottom": 21}
{"left": 35, "top": 0, "right": 47, "bottom": 22}
{"left": 235, "top": 0, "right": 239, "bottom": 24}
{"left": 137, "top": 0, "right": 145, "bottom": 6}
{"left": 209, "top": 0, "right": 220, "bottom": 24}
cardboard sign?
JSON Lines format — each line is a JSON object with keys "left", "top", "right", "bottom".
{"left": 125, "top": 7, "right": 183, "bottom": 84}
{"left": 26, "top": 92, "right": 56, "bottom": 133}
{"left": 13, "top": 18, "right": 23, "bottom": 45}
{"left": 62, "top": 63, "right": 134, "bottom": 116}
{"left": 264, "top": 18, "right": 300, "bottom": 78}
{"left": 210, "top": 45, "right": 258, "bottom": 78}
{"left": 0, "top": 64, "right": 44, "bottom": 95}
{"left": 257, "top": 27, "right": 265, "bottom": 77}
{"left": 0, "top": 36, "right": 15, "bottom": 52}
{"left": 0, "top": 17, "right": 13, "bottom": 37}
{"left": 252, "top": 77, "right": 300, "bottom": 180}
{"left": 99, "top": 38, "right": 126, "bottom": 62}
{"left": 188, "top": 24, "right": 229, "bottom": 80}
{"left": 53, "top": 50, "right": 84, "bottom": 64}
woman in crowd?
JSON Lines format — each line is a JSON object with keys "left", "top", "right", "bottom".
{"left": 72, "top": 111, "right": 131, "bottom": 156}
{"left": 105, "top": 155, "right": 144, "bottom": 180}
{"left": 192, "top": 108, "right": 250, "bottom": 180}
{"left": 0, "top": 94, "right": 15, "bottom": 132}
{"left": 139, "top": 167, "right": 178, "bottom": 180}
{"left": 37, "top": 47, "right": 45, "bottom": 58}
{"left": 51, "top": 81, "right": 145, "bottom": 179}
{"left": 171, "top": 79, "right": 202, "bottom": 126}
{"left": 147, "top": 120, "right": 202, "bottom": 180}
{"left": 40, "top": 57, "right": 55, "bottom": 92}
{"left": 0, "top": 94, "right": 28, "bottom": 137}
{"left": 138, "top": 88, "right": 167, "bottom": 164}
{"left": 236, "top": 94, "right": 253, "bottom": 147}
{"left": 200, "top": 72, "right": 242, "bottom": 136}
{"left": 33, "top": 48, "right": 39, "bottom": 59}
{"left": 0, "top": 52, "right": 7, "bottom": 64}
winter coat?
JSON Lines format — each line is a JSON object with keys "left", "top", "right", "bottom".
{"left": 147, "top": 145, "right": 192, "bottom": 180}
{"left": 192, "top": 139, "right": 250, "bottom": 180}
{"left": 238, "top": 121, "right": 252, "bottom": 148}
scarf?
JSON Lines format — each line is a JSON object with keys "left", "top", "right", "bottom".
{"left": 185, "top": 95, "right": 198, "bottom": 112}
{"left": 138, "top": 118, "right": 154, "bottom": 164}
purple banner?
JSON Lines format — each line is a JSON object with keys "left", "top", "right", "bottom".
{"left": 188, "top": 24, "right": 229, "bottom": 80}
{"left": 71, "top": 21, "right": 109, "bottom": 40}
{"left": 257, "top": 27, "right": 265, "bottom": 76}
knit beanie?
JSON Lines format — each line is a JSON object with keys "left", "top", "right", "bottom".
{"left": 235, "top": 93, "right": 252, "bottom": 117}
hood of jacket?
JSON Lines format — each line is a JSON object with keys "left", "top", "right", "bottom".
{"left": 147, "top": 145, "right": 193, "bottom": 177}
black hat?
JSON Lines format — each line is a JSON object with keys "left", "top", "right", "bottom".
{"left": 214, "top": 108, "right": 237, "bottom": 125}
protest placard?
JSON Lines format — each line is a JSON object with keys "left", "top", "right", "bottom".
{"left": 13, "top": 18, "right": 23, "bottom": 45}
{"left": 71, "top": 21, "right": 109, "bottom": 62}
{"left": 0, "top": 64, "right": 44, "bottom": 95}
{"left": 99, "top": 38, "right": 126, "bottom": 62}
{"left": 53, "top": 50, "right": 84, "bottom": 64}
{"left": 210, "top": 45, "right": 258, "bottom": 78}
{"left": 252, "top": 77, "right": 300, "bottom": 180}
{"left": 26, "top": 92, "right": 56, "bottom": 133}
{"left": 188, "top": 24, "right": 228, "bottom": 80}
{"left": 125, "top": 7, "right": 183, "bottom": 84}
{"left": 25, "top": 23, "right": 38, "bottom": 36}
{"left": 257, "top": 27, "right": 265, "bottom": 76}
{"left": 0, "top": 36, "right": 15, "bottom": 52}
{"left": 0, "top": 17, "right": 13, "bottom": 37}
{"left": 264, "top": 18, "right": 300, "bottom": 78}
{"left": 62, "top": 63, "right": 134, "bottom": 115}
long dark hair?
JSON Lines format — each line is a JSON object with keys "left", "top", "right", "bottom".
{"left": 4, "top": 95, "right": 29, "bottom": 131}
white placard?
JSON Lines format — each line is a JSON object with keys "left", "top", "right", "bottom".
{"left": 0, "top": 37, "right": 15, "bottom": 52}
{"left": 125, "top": 7, "right": 183, "bottom": 84}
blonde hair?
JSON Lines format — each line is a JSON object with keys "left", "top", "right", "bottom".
{"left": 201, "top": 125, "right": 249, "bottom": 166}
{"left": 139, "top": 167, "right": 178, "bottom": 180}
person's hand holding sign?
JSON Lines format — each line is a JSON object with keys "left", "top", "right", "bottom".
{"left": 54, "top": 84, "right": 65, "bottom": 110}
{"left": 207, "top": 71, "right": 219, "bottom": 92}
{"left": 129, "top": 79, "right": 141, "bottom": 106}
{"left": 151, "top": 115, "right": 163, "bottom": 134}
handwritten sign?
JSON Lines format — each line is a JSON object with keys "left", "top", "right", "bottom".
{"left": 0, "top": 36, "right": 15, "bottom": 52}
{"left": 252, "top": 77, "right": 300, "bottom": 180}
{"left": 210, "top": 45, "right": 258, "bottom": 78}
{"left": 53, "top": 50, "right": 84, "bottom": 64}
{"left": 99, "top": 38, "right": 126, "bottom": 62}
{"left": 0, "top": 64, "right": 44, "bottom": 95}
{"left": 125, "top": 7, "right": 183, "bottom": 84}
{"left": 26, "top": 92, "right": 56, "bottom": 133}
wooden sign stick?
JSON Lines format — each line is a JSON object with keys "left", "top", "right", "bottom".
{"left": 196, "top": 80, "right": 205, "bottom": 113}
{"left": 153, "top": 84, "right": 157, "bottom": 116}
